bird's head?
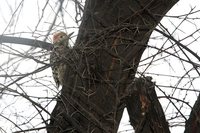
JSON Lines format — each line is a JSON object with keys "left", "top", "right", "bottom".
{"left": 52, "top": 32, "right": 73, "bottom": 46}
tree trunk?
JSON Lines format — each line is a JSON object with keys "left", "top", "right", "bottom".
{"left": 47, "top": 0, "right": 178, "bottom": 132}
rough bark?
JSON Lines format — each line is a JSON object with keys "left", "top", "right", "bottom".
{"left": 47, "top": 0, "right": 178, "bottom": 132}
{"left": 126, "top": 77, "right": 170, "bottom": 133}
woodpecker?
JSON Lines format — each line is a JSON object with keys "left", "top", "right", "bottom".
{"left": 50, "top": 31, "right": 73, "bottom": 88}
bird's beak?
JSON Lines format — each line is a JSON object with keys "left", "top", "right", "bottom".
{"left": 68, "top": 32, "right": 74, "bottom": 38}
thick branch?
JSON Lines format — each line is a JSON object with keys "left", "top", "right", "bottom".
{"left": 126, "top": 77, "right": 170, "bottom": 133}
{"left": 0, "top": 35, "right": 53, "bottom": 50}
{"left": 184, "top": 94, "right": 200, "bottom": 133}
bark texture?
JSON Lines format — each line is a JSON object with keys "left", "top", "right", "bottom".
{"left": 126, "top": 77, "right": 170, "bottom": 133}
{"left": 47, "top": 0, "right": 178, "bottom": 132}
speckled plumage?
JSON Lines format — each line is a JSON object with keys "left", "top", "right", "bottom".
{"left": 50, "top": 32, "right": 72, "bottom": 87}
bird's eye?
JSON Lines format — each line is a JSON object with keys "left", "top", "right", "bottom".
{"left": 60, "top": 35, "right": 63, "bottom": 38}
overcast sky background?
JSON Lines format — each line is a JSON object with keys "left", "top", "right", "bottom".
{"left": 0, "top": 0, "right": 200, "bottom": 132}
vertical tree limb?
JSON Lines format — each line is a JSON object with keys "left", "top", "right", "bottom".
{"left": 126, "top": 77, "right": 170, "bottom": 133}
{"left": 184, "top": 94, "right": 200, "bottom": 133}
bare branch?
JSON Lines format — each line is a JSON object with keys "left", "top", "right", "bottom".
{"left": 0, "top": 35, "right": 53, "bottom": 50}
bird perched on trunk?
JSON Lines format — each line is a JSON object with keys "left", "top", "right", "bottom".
{"left": 50, "top": 31, "right": 73, "bottom": 88}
